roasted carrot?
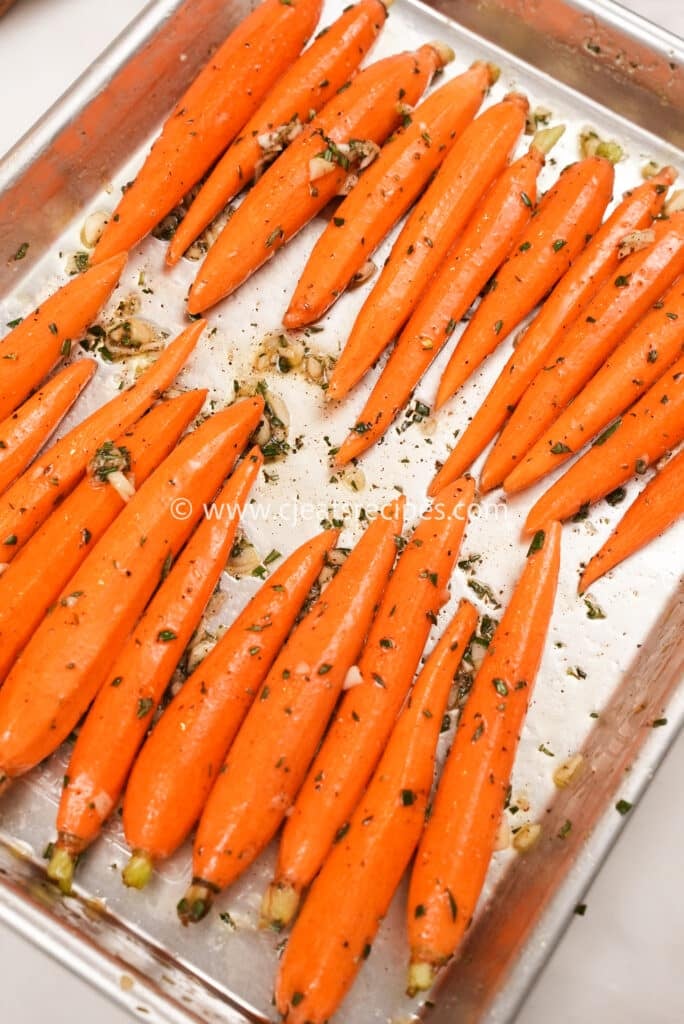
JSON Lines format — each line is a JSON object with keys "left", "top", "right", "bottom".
{"left": 46, "top": 448, "right": 262, "bottom": 893}
{"left": 0, "top": 360, "right": 95, "bottom": 496}
{"left": 0, "top": 254, "right": 126, "bottom": 420}
{"left": 121, "top": 530, "right": 337, "bottom": 889}
{"left": 506, "top": 276, "right": 684, "bottom": 491}
{"left": 177, "top": 499, "right": 404, "bottom": 922}
{"left": 327, "top": 92, "right": 529, "bottom": 400}
{"left": 524, "top": 354, "right": 684, "bottom": 533}
{"left": 580, "top": 448, "right": 684, "bottom": 593}
{"left": 435, "top": 155, "right": 616, "bottom": 408}
{"left": 500, "top": 213, "right": 684, "bottom": 495}
{"left": 92, "top": 0, "right": 323, "bottom": 264}
{"left": 283, "top": 61, "right": 498, "bottom": 328}
{"left": 0, "top": 320, "right": 205, "bottom": 561}
{"left": 187, "top": 44, "right": 452, "bottom": 313}
{"left": 263, "top": 478, "right": 474, "bottom": 929}
{"left": 407, "top": 522, "right": 562, "bottom": 994}
{"left": 0, "top": 398, "right": 263, "bottom": 789}
{"left": 275, "top": 600, "right": 477, "bottom": 1024}
{"left": 166, "top": 0, "right": 387, "bottom": 266}
{"left": 431, "top": 166, "right": 678, "bottom": 494}
{"left": 333, "top": 128, "right": 563, "bottom": 464}
{"left": 0, "top": 392, "right": 206, "bottom": 687}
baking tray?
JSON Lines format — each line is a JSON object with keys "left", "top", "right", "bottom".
{"left": 0, "top": 1, "right": 682, "bottom": 1022}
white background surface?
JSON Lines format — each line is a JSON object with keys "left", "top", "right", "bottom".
{"left": 0, "top": 1, "right": 681, "bottom": 1022}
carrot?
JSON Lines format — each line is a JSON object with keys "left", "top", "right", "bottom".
{"left": 333, "top": 128, "right": 563, "bottom": 464}
{"left": 283, "top": 61, "right": 498, "bottom": 328}
{"left": 0, "top": 398, "right": 263, "bottom": 789}
{"left": 501, "top": 213, "right": 684, "bottom": 496}
{"left": 579, "top": 448, "right": 684, "bottom": 593}
{"left": 177, "top": 499, "right": 404, "bottom": 922}
{"left": 92, "top": 0, "right": 323, "bottom": 264}
{"left": 0, "top": 254, "right": 126, "bottom": 420}
{"left": 0, "top": 392, "right": 206, "bottom": 687}
{"left": 46, "top": 448, "right": 262, "bottom": 893}
{"left": 166, "top": 0, "right": 388, "bottom": 267}
{"left": 407, "top": 521, "right": 562, "bottom": 995}
{"left": 263, "top": 478, "right": 474, "bottom": 929}
{"left": 187, "top": 44, "right": 452, "bottom": 313}
{"left": 327, "top": 92, "right": 529, "bottom": 400}
{"left": 0, "top": 360, "right": 95, "bottom": 496}
{"left": 121, "top": 530, "right": 337, "bottom": 889}
{"left": 524, "top": 354, "right": 684, "bottom": 533}
{"left": 275, "top": 600, "right": 477, "bottom": 1024}
{"left": 506, "top": 276, "right": 684, "bottom": 492}
{"left": 430, "top": 167, "right": 678, "bottom": 494}
{"left": 0, "top": 319, "right": 205, "bottom": 561}
{"left": 434, "top": 155, "right": 616, "bottom": 408}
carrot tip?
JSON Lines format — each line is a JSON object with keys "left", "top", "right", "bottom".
{"left": 532, "top": 124, "right": 566, "bottom": 156}
{"left": 46, "top": 846, "right": 76, "bottom": 896}
{"left": 260, "top": 880, "right": 300, "bottom": 931}
{"left": 407, "top": 960, "right": 437, "bottom": 997}
{"left": 177, "top": 881, "right": 213, "bottom": 924}
{"left": 122, "top": 850, "right": 154, "bottom": 890}
{"left": 428, "top": 40, "right": 456, "bottom": 68}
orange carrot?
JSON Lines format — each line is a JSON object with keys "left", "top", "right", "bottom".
{"left": 177, "top": 499, "right": 404, "bottom": 921}
{"left": 0, "top": 320, "right": 205, "bottom": 560}
{"left": 435, "top": 155, "right": 616, "bottom": 408}
{"left": 0, "top": 392, "right": 206, "bottom": 687}
{"left": 0, "top": 360, "right": 95, "bottom": 496}
{"left": 501, "top": 213, "right": 684, "bottom": 496}
{"left": 121, "top": 530, "right": 337, "bottom": 888}
{"left": 167, "top": 0, "right": 387, "bottom": 266}
{"left": 506, "top": 276, "right": 684, "bottom": 491}
{"left": 0, "top": 254, "right": 126, "bottom": 419}
{"left": 430, "top": 167, "right": 678, "bottom": 495}
{"left": 93, "top": 0, "right": 323, "bottom": 264}
{"left": 283, "top": 61, "right": 497, "bottom": 328}
{"left": 187, "top": 44, "right": 451, "bottom": 313}
{"left": 46, "top": 448, "right": 262, "bottom": 893}
{"left": 407, "top": 522, "right": 562, "bottom": 994}
{"left": 333, "top": 128, "right": 563, "bottom": 464}
{"left": 580, "top": 448, "right": 684, "bottom": 593}
{"left": 327, "top": 93, "right": 529, "bottom": 399}
{"left": 263, "top": 478, "right": 474, "bottom": 928}
{"left": 275, "top": 600, "right": 477, "bottom": 1024}
{"left": 524, "top": 354, "right": 684, "bottom": 534}
{"left": 0, "top": 398, "right": 263, "bottom": 788}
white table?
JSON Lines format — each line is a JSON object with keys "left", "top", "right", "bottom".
{"left": 0, "top": 1, "right": 681, "bottom": 1022}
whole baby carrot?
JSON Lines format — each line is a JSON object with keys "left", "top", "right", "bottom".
{"left": 263, "top": 478, "right": 474, "bottom": 929}
{"left": 93, "top": 0, "right": 323, "bottom": 263}
{"left": 167, "top": 0, "right": 387, "bottom": 266}
{"left": 429, "top": 166, "right": 678, "bottom": 494}
{"left": 0, "top": 360, "right": 95, "bottom": 496}
{"left": 0, "top": 398, "right": 263, "bottom": 790}
{"left": 0, "top": 320, "right": 205, "bottom": 560}
{"left": 327, "top": 92, "right": 529, "bottom": 399}
{"left": 121, "top": 530, "right": 337, "bottom": 889}
{"left": 46, "top": 448, "right": 262, "bottom": 893}
{"left": 407, "top": 522, "right": 562, "bottom": 995}
{"left": 283, "top": 61, "right": 497, "bottom": 328}
{"left": 187, "top": 44, "right": 452, "bottom": 313}
{"left": 0, "top": 392, "right": 206, "bottom": 686}
{"left": 275, "top": 600, "right": 478, "bottom": 1024}
{"left": 177, "top": 499, "right": 404, "bottom": 922}
{"left": 500, "top": 213, "right": 684, "bottom": 495}
{"left": 435, "top": 155, "right": 616, "bottom": 408}
{"left": 524, "top": 353, "right": 684, "bottom": 533}
{"left": 0, "top": 253, "right": 126, "bottom": 420}
{"left": 333, "top": 128, "right": 563, "bottom": 464}
{"left": 579, "top": 448, "right": 684, "bottom": 593}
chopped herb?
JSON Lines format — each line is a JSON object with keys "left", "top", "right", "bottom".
{"left": 574, "top": 903, "right": 587, "bottom": 916}
{"left": 291, "top": 992, "right": 304, "bottom": 1007}
{"left": 552, "top": 239, "right": 567, "bottom": 251}
{"left": 13, "top": 242, "right": 29, "bottom": 261}
{"left": 605, "top": 486, "right": 626, "bottom": 506}
{"left": 446, "top": 888, "right": 458, "bottom": 921}
{"left": 494, "top": 319, "right": 504, "bottom": 335}
{"left": 401, "top": 789, "right": 416, "bottom": 806}
{"left": 90, "top": 441, "right": 131, "bottom": 481}
{"left": 635, "top": 458, "right": 648, "bottom": 474}
{"left": 615, "top": 799, "right": 632, "bottom": 815}
{"left": 471, "top": 721, "right": 484, "bottom": 743}
{"left": 352, "top": 420, "right": 371, "bottom": 434}
{"left": 414, "top": 904, "right": 426, "bottom": 918}
{"left": 333, "top": 823, "right": 350, "bottom": 843}
{"left": 136, "top": 697, "right": 154, "bottom": 718}
{"left": 550, "top": 441, "right": 571, "bottom": 454}
{"left": 584, "top": 597, "right": 606, "bottom": 620}
{"left": 538, "top": 743, "right": 555, "bottom": 757}
{"left": 527, "top": 530, "right": 545, "bottom": 555}
{"left": 264, "top": 549, "right": 281, "bottom": 565}
{"left": 440, "top": 714, "right": 451, "bottom": 733}
{"left": 260, "top": 686, "right": 271, "bottom": 700}
{"left": 653, "top": 718, "right": 667, "bottom": 727}
{"left": 519, "top": 240, "right": 531, "bottom": 252}
{"left": 219, "top": 911, "right": 237, "bottom": 929}
{"left": 467, "top": 578, "right": 501, "bottom": 608}
{"left": 160, "top": 552, "right": 173, "bottom": 582}
{"left": 157, "top": 629, "right": 177, "bottom": 642}
{"left": 492, "top": 678, "right": 509, "bottom": 696}
{"left": 665, "top": 311, "right": 679, "bottom": 320}
{"left": 333, "top": 216, "right": 345, "bottom": 227}
{"left": 593, "top": 419, "right": 621, "bottom": 446}
{"left": 60, "top": 338, "right": 72, "bottom": 357}
{"left": 520, "top": 192, "right": 532, "bottom": 207}
{"left": 362, "top": 943, "right": 372, "bottom": 960}
{"left": 647, "top": 347, "right": 658, "bottom": 363}
{"left": 111, "top": 676, "right": 123, "bottom": 687}
{"left": 557, "top": 819, "right": 572, "bottom": 839}
{"left": 614, "top": 274, "right": 631, "bottom": 287}
{"left": 265, "top": 226, "right": 284, "bottom": 248}
{"left": 379, "top": 637, "right": 394, "bottom": 649}
{"left": 419, "top": 569, "right": 438, "bottom": 586}
{"left": 6, "top": 317, "right": 23, "bottom": 329}
{"left": 3, "top": 534, "right": 17, "bottom": 546}
{"left": 318, "top": 663, "right": 332, "bottom": 675}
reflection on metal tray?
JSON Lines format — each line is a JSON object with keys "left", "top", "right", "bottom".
{"left": 0, "top": 1, "right": 682, "bottom": 1022}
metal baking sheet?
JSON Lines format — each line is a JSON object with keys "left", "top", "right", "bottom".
{"left": 0, "top": 1, "right": 682, "bottom": 1022}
